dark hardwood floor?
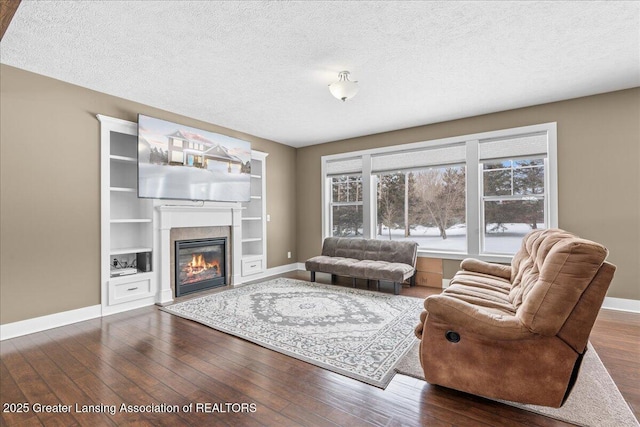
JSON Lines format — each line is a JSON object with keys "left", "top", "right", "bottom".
{"left": 1, "top": 271, "right": 638, "bottom": 426}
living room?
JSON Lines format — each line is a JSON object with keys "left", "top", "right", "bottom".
{"left": 1, "top": 1, "right": 639, "bottom": 426}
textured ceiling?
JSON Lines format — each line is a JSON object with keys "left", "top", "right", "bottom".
{"left": 1, "top": 1, "right": 639, "bottom": 147}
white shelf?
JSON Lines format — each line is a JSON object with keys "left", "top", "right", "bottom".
{"left": 109, "top": 270, "right": 153, "bottom": 281}
{"left": 242, "top": 237, "right": 262, "bottom": 243}
{"left": 111, "top": 187, "right": 136, "bottom": 192}
{"left": 242, "top": 217, "right": 261, "bottom": 221}
{"left": 251, "top": 174, "right": 261, "bottom": 179}
{"left": 250, "top": 195, "right": 262, "bottom": 200}
{"left": 110, "top": 247, "right": 153, "bottom": 256}
{"left": 111, "top": 219, "right": 152, "bottom": 223}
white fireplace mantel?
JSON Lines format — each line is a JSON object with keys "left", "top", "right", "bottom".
{"left": 155, "top": 204, "right": 243, "bottom": 304}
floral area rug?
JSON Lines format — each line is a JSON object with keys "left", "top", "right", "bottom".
{"left": 161, "top": 278, "right": 424, "bottom": 388}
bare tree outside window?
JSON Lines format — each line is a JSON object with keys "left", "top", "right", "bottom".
{"left": 376, "top": 166, "right": 466, "bottom": 251}
{"left": 412, "top": 168, "right": 465, "bottom": 240}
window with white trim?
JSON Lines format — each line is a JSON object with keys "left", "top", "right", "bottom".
{"left": 479, "top": 133, "right": 548, "bottom": 254}
{"left": 321, "top": 123, "right": 557, "bottom": 260}
{"left": 325, "top": 157, "right": 364, "bottom": 237}
{"left": 331, "top": 175, "right": 363, "bottom": 237}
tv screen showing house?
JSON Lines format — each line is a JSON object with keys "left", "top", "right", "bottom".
{"left": 137, "top": 114, "right": 251, "bottom": 202}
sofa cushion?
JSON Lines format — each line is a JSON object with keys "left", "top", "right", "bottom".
{"left": 305, "top": 255, "right": 360, "bottom": 277}
{"left": 363, "top": 239, "right": 418, "bottom": 266}
{"left": 450, "top": 271, "right": 512, "bottom": 292}
{"left": 437, "top": 280, "right": 515, "bottom": 313}
{"left": 350, "top": 259, "right": 414, "bottom": 282}
{"left": 508, "top": 229, "right": 608, "bottom": 335}
{"left": 445, "top": 283, "right": 512, "bottom": 305}
{"left": 330, "top": 238, "right": 367, "bottom": 259}
{"left": 460, "top": 258, "right": 512, "bottom": 280}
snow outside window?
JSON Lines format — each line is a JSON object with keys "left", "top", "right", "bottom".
{"left": 481, "top": 158, "right": 546, "bottom": 254}
{"left": 375, "top": 166, "right": 467, "bottom": 252}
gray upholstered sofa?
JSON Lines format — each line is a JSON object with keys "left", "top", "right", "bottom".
{"left": 305, "top": 237, "right": 418, "bottom": 294}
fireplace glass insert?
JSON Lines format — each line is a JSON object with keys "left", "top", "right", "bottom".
{"left": 175, "top": 237, "right": 226, "bottom": 297}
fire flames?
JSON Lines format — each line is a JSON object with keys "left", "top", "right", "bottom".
{"left": 187, "top": 253, "right": 220, "bottom": 276}
{"left": 178, "top": 248, "right": 224, "bottom": 287}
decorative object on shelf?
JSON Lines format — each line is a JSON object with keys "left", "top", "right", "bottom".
{"left": 329, "top": 70, "right": 359, "bottom": 102}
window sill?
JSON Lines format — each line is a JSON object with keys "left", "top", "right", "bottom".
{"left": 417, "top": 249, "right": 513, "bottom": 264}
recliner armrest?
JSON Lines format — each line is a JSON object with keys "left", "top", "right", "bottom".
{"left": 424, "top": 294, "right": 532, "bottom": 340}
{"left": 460, "top": 258, "right": 512, "bottom": 280}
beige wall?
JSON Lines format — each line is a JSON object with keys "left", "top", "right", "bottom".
{"left": 296, "top": 88, "right": 640, "bottom": 301}
{"left": 2, "top": 64, "right": 637, "bottom": 325}
{"left": 0, "top": 65, "right": 297, "bottom": 324}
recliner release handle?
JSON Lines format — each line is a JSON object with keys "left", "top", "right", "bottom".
{"left": 445, "top": 330, "right": 461, "bottom": 343}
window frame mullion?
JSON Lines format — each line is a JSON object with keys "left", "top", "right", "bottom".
{"left": 361, "top": 154, "right": 374, "bottom": 239}
{"left": 466, "top": 140, "right": 480, "bottom": 257}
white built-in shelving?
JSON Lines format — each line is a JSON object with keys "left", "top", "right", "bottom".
{"left": 99, "top": 114, "right": 155, "bottom": 315}
{"left": 241, "top": 151, "right": 268, "bottom": 276}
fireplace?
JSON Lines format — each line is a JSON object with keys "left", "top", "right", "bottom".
{"left": 156, "top": 205, "right": 242, "bottom": 305}
{"left": 175, "top": 237, "right": 227, "bottom": 297}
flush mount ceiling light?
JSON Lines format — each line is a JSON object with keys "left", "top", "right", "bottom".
{"left": 329, "top": 71, "right": 359, "bottom": 102}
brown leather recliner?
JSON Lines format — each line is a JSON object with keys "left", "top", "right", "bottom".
{"left": 414, "top": 229, "right": 616, "bottom": 407}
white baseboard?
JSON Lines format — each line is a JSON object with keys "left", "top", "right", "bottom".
{"left": 602, "top": 297, "right": 640, "bottom": 313}
{"left": 267, "top": 262, "right": 302, "bottom": 277}
{"left": 0, "top": 304, "right": 102, "bottom": 341}
{"left": 235, "top": 262, "right": 301, "bottom": 285}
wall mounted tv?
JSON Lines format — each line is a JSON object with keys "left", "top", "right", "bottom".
{"left": 137, "top": 114, "right": 252, "bottom": 202}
